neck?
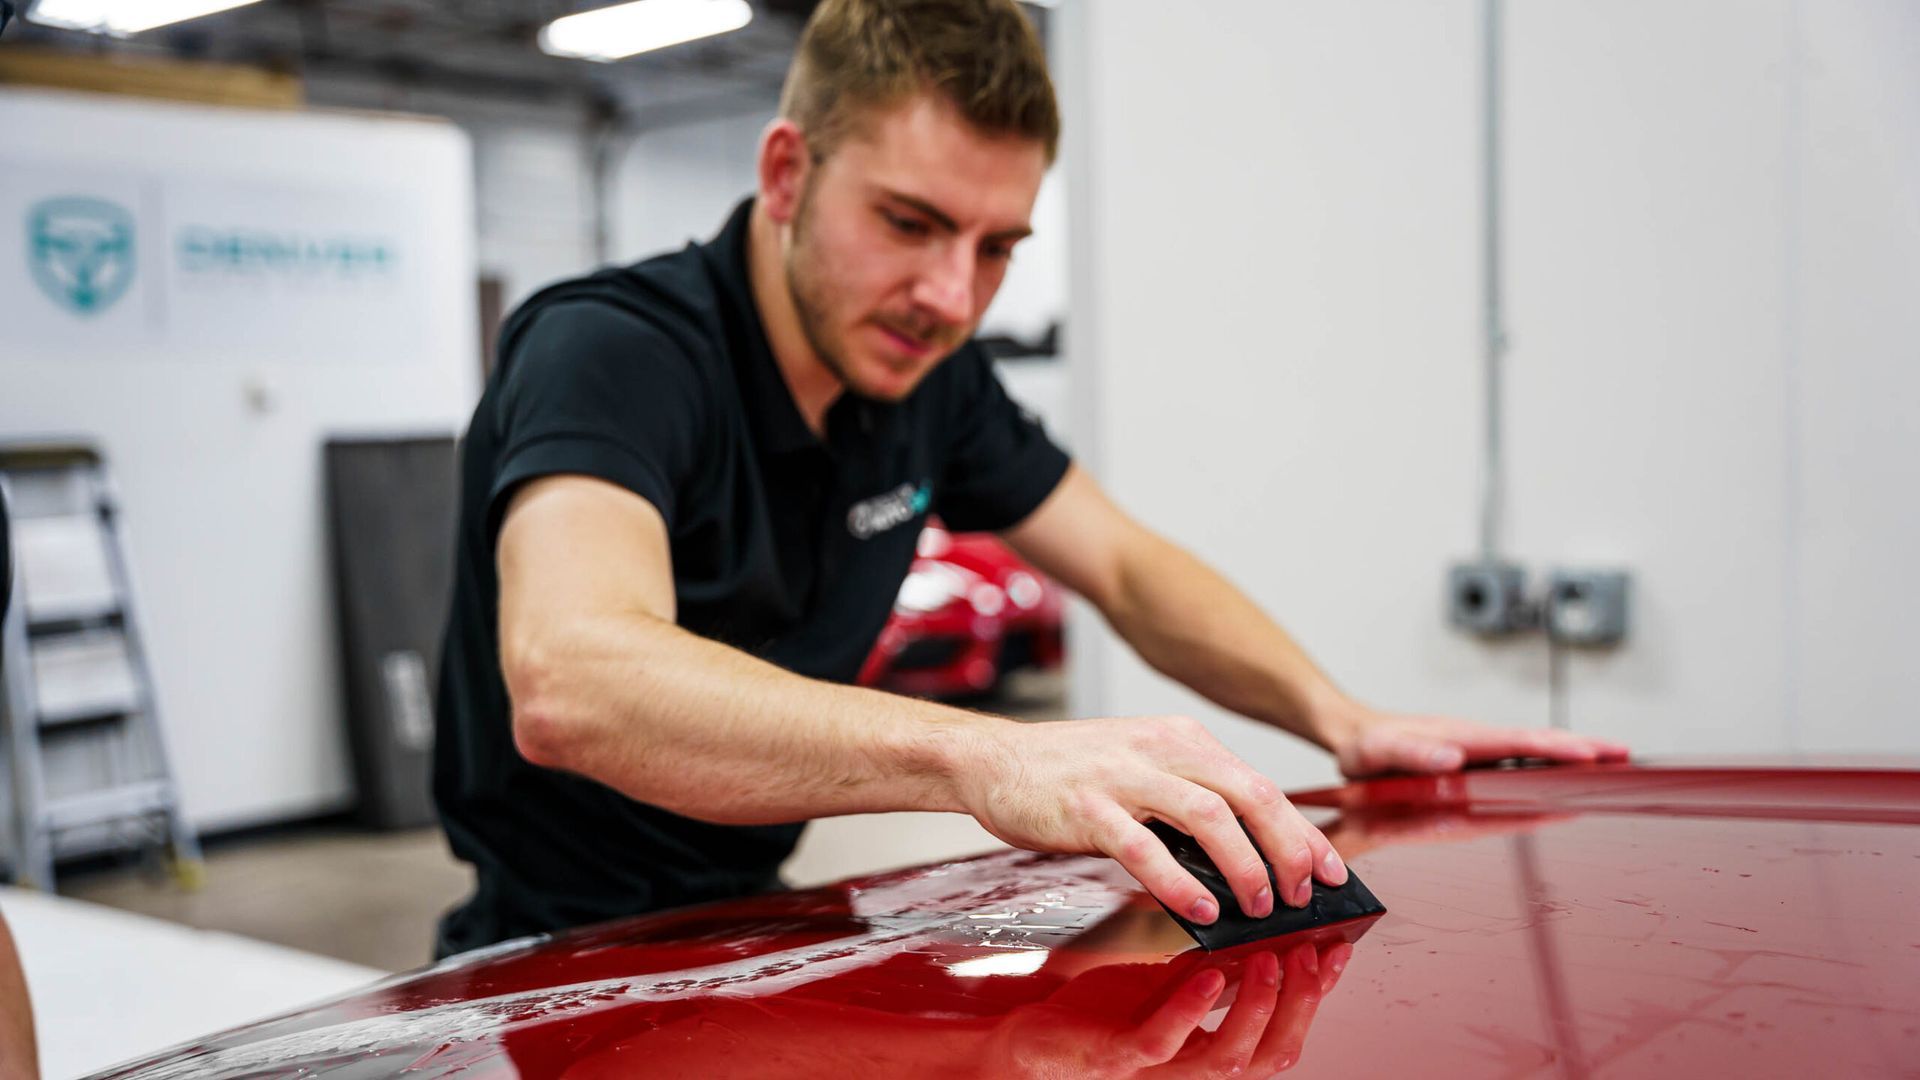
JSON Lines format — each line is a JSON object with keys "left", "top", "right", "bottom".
{"left": 747, "top": 201, "right": 844, "bottom": 436}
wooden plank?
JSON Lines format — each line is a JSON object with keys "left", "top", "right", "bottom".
{"left": 0, "top": 45, "right": 302, "bottom": 108}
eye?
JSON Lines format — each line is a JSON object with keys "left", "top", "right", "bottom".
{"left": 982, "top": 242, "right": 1015, "bottom": 263}
{"left": 881, "top": 208, "right": 931, "bottom": 238}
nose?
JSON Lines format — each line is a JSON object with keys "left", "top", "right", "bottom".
{"left": 909, "top": 242, "right": 974, "bottom": 327}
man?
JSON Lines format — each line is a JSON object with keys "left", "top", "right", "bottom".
{"left": 433, "top": 0, "right": 1626, "bottom": 958}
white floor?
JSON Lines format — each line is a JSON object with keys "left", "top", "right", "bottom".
{"left": 786, "top": 810, "right": 1007, "bottom": 888}
{"left": 0, "top": 886, "right": 383, "bottom": 1079}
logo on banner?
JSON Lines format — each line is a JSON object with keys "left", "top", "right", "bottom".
{"left": 27, "top": 197, "right": 137, "bottom": 316}
{"left": 177, "top": 226, "right": 397, "bottom": 279}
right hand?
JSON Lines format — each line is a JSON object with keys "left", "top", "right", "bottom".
{"left": 979, "top": 940, "right": 1352, "bottom": 1078}
{"left": 955, "top": 716, "right": 1347, "bottom": 924}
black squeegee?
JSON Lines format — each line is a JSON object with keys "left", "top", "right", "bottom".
{"left": 1145, "top": 819, "right": 1386, "bottom": 951}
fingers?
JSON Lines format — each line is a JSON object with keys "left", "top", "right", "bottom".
{"left": 1355, "top": 717, "right": 1633, "bottom": 777}
{"left": 1147, "top": 780, "right": 1273, "bottom": 919}
{"left": 1319, "top": 942, "right": 1353, "bottom": 994}
{"left": 1241, "top": 790, "right": 1348, "bottom": 900}
{"left": 1173, "top": 761, "right": 1347, "bottom": 905}
{"left": 1592, "top": 736, "right": 1632, "bottom": 760}
{"left": 1251, "top": 942, "right": 1333, "bottom": 1074}
{"left": 1127, "top": 966, "right": 1225, "bottom": 1065}
{"left": 1205, "top": 951, "right": 1280, "bottom": 1070}
{"left": 1100, "top": 813, "right": 1223, "bottom": 925}
{"left": 1093, "top": 715, "right": 1349, "bottom": 918}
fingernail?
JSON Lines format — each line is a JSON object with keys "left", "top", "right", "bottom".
{"left": 1257, "top": 952, "right": 1279, "bottom": 987}
{"left": 1429, "top": 748, "right": 1457, "bottom": 770}
{"left": 1190, "top": 897, "right": 1219, "bottom": 924}
{"left": 1321, "top": 849, "right": 1348, "bottom": 885}
{"left": 1292, "top": 881, "right": 1313, "bottom": 907}
{"left": 1330, "top": 951, "right": 1348, "bottom": 975}
{"left": 1253, "top": 885, "right": 1273, "bottom": 917}
{"left": 1196, "top": 969, "right": 1227, "bottom": 997}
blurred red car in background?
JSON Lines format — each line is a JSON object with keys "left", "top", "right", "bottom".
{"left": 857, "top": 522, "right": 1064, "bottom": 699}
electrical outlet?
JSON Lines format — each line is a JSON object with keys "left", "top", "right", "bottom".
{"left": 1545, "top": 569, "right": 1630, "bottom": 646}
{"left": 1446, "top": 561, "right": 1534, "bottom": 636}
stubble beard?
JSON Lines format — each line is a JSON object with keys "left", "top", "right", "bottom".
{"left": 783, "top": 177, "right": 861, "bottom": 392}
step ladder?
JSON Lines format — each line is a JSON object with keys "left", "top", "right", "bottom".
{"left": 0, "top": 443, "right": 202, "bottom": 891}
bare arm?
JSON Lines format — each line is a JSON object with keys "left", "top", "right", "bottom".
{"left": 1005, "top": 466, "right": 1628, "bottom": 777}
{"left": 499, "top": 474, "right": 980, "bottom": 824}
{"left": 0, "top": 912, "right": 37, "bottom": 1080}
{"left": 497, "top": 474, "right": 1347, "bottom": 924}
{"left": 1006, "top": 468, "right": 1345, "bottom": 747}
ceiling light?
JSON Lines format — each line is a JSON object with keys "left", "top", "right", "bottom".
{"left": 27, "top": 0, "right": 264, "bottom": 35}
{"left": 540, "top": 0, "right": 752, "bottom": 63}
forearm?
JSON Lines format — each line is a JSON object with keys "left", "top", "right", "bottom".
{"left": 0, "top": 914, "right": 37, "bottom": 1080}
{"left": 1101, "top": 530, "right": 1353, "bottom": 748}
{"left": 504, "top": 611, "right": 1003, "bottom": 825}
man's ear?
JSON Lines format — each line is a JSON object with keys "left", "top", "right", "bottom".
{"left": 757, "top": 119, "right": 811, "bottom": 226}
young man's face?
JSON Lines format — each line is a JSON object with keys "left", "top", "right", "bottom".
{"left": 783, "top": 94, "right": 1049, "bottom": 402}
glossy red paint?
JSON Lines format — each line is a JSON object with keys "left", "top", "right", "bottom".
{"left": 93, "top": 764, "right": 1920, "bottom": 1078}
{"left": 858, "top": 523, "right": 1064, "bottom": 698}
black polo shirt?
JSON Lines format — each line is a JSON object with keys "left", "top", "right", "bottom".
{"left": 433, "top": 199, "right": 1070, "bottom": 955}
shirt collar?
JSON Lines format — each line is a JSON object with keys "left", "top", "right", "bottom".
{"left": 702, "top": 198, "right": 906, "bottom": 458}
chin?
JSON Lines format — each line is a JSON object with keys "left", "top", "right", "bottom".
{"left": 848, "top": 356, "right": 937, "bottom": 402}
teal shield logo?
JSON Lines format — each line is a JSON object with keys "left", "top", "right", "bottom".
{"left": 28, "top": 197, "right": 136, "bottom": 316}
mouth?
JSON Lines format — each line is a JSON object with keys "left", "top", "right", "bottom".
{"left": 872, "top": 321, "right": 938, "bottom": 360}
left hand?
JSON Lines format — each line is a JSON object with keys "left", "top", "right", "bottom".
{"left": 1321, "top": 706, "right": 1630, "bottom": 779}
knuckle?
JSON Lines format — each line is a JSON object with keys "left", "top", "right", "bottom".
{"left": 1064, "top": 789, "right": 1102, "bottom": 820}
{"left": 1278, "top": 844, "right": 1315, "bottom": 878}
{"left": 1117, "top": 829, "right": 1159, "bottom": 866}
{"left": 1246, "top": 777, "right": 1284, "bottom": 808}
{"left": 1188, "top": 792, "right": 1231, "bottom": 825}
{"left": 1134, "top": 1031, "right": 1181, "bottom": 1062}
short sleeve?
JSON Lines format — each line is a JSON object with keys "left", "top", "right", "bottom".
{"left": 487, "top": 300, "right": 706, "bottom": 539}
{"left": 934, "top": 350, "right": 1072, "bottom": 532}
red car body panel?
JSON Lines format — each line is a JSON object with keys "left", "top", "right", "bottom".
{"left": 93, "top": 764, "right": 1920, "bottom": 1078}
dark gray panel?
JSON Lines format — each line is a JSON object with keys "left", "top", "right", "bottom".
{"left": 325, "top": 435, "right": 458, "bottom": 829}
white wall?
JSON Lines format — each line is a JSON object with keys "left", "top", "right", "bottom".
{"left": 616, "top": 110, "right": 776, "bottom": 261}
{"left": 1062, "top": 0, "right": 1920, "bottom": 788}
{"left": 0, "top": 89, "right": 480, "bottom": 830}
{"left": 301, "top": 76, "right": 601, "bottom": 314}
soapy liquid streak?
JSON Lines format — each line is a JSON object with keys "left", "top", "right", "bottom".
{"left": 110, "top": 854, "right": 1139, "bottom": 1080}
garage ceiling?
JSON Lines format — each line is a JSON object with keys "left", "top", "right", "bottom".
{"left": 5, "top": 0, "right": 1048, "bottom": 125}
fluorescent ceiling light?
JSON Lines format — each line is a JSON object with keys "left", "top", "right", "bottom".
{"left": 27, "top": 0, "right": 264, "bottom": 35}
{"left": 540, "top": 0, "right": 752, "bottom": 63}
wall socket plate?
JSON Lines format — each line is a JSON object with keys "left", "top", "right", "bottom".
{"left": 1545, "top": 568, "right": 1630, "bottom": 646}
{"left": 1446, "top": 561, "right": 1535, "bottom": 636}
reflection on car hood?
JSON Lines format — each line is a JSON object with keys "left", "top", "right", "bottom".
{"left": 91, "top": 763, "right": 1920, "bottom": 1078}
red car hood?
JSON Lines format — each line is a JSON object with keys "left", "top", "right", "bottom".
{"left": 94, "top": 763, "right": 1920, "bottom": 1078}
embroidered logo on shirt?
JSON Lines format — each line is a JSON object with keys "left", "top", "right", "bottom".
{"left": 848, "top": 482, "right": 932, "bottom": 540}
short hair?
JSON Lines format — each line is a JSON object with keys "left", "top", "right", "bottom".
{"left": 779, "top": 0, "right": 1060, "bottom": 164}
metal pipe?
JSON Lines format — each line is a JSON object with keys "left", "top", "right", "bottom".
{"left": 1479, "top": 0, "right": 1508, "bottom": 562}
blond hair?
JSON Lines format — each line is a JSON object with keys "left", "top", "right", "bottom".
{"left": 779, "top": 0, "right": 1060, "bottom": 164}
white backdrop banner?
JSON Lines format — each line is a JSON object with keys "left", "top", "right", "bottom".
{"left": 1, "top": 160, "right": 425, "bottom": 361}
